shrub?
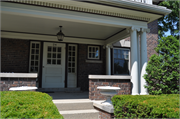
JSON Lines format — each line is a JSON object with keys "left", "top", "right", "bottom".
{"left": 0, "top": 91, "right": 63, "bottom": 119}
{"left": 112, "top": 94, "right": 179, "bottom": 118}
{"left": 144, "top": 36, "right": 179, "bottom": 95}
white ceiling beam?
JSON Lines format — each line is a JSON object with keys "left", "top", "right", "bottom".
{"left": 1, "top": 32, "right": 105, "bottom": 45}
{"left": 105, "top": 29, "right": 130, "bottom": 45}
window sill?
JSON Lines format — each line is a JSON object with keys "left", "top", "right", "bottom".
{"left": 85, "top": 60, "right": 103, "bottom": 63}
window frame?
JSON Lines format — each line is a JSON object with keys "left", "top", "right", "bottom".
{"left": 29, "top": 41, "right": 41, "bottom": 73}
{"left": 87, "top": 45, "right": 101, "bottom": 60}
{"left": 112, "top": 47, "right": 130, "bottom": 75}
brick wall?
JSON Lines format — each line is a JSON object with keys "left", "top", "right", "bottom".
{"left": 124, "top": 20, "right": 158, "bottom": 61}
{"left": 78, "top": 44, "right": 106, "bottom": 91}
{"left": 1, "top": 38, "right": 30, "bottom": 73}
{"left": 94, "top": 107, "right": 114, "bottom": 119}
{"left": 89, "top": 79, "right": 131, "bottom": 100}
{"left": 0, "top": 78, "right": 36, "bottom": 91}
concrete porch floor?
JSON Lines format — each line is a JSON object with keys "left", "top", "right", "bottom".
{"left": 45, "top": 91, "right": 89, "bottom": 100}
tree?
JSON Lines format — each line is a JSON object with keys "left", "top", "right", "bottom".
{"left": 158, "top": 1, "right": 179, "bottom": 39}
{"left": 144, "top": 36, "right": 179, "bottom": 95}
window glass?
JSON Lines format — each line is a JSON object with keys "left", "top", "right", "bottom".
{"left": 88, "top": 46, "right": 100, "bottom": 59}
{"left": 29, "top": 42, "right": 40, "bottom": 73}
{"left": 113, "top": 49, "right": 129, "bottom": 75}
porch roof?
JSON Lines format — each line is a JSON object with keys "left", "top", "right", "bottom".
{"left": 1, "top": 0, "right": 171, "bottom": 45}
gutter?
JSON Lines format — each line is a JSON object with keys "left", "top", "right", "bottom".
{"left": 79, "top": 0, "right": 171, "bottom": 16}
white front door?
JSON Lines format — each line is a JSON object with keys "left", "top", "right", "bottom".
{"left": 42, "top": 42, "right": 65, "bottom": 88}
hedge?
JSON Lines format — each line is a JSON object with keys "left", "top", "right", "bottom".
{"left": 112, "top": 94, "right": 179, "bottom": 118}
{"left": 0, "top": 91, "right": 63, "bottom": 119}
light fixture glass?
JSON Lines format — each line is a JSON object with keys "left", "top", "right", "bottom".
{"left": 57, "top": 26, "right": 64, "bottom": 41}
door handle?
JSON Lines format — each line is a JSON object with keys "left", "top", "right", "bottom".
{"left": 42, "top": 66, "right": 44, "bottom": 68}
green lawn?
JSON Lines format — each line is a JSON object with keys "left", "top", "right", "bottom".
{"left": 1, "top": 91, "right": 63, "bottom": 119}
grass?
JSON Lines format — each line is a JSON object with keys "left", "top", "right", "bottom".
{"left": 0, "top": 91, "right": 63, "bottom": 119}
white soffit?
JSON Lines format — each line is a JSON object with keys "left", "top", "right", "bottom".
{"left": 2, "top": 0, "right": 171, "bottom": 23}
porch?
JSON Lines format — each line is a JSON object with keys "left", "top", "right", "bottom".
{"left": 1, "top": 0, "right": 171, "bottom": 95}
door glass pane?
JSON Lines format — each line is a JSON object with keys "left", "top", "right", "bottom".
{"left": 72, "top": 68, "right": 75, "bottom": 73}
{"left": 69, "top": 63, "right": 71, "bottom": 67}
{"left": 32, "top": 43, "right": 35, "bottom": 48}
{"left": 57, "top": 54, "right": 61, "bottom": 58}
{"left": 69, "top": 52, "right": 71, "bottom": 56}
{"left": 72, "top": 52, "right": 75, "bottom": 56}
{"left": 31, "top": 49, "right": 35, "bottom": 54}
{"left": 72, "top": 63, "right": 75, "bottom": 67}
{"left": 36, "top": 44, "right": 39, "bottom": 48}
{"left": 35, "top": 67, "right": 38, "bottom": 72}
{"left": 53, "top": 47, "right": 56, "bottom": 52}
{"left": 52, "top": 60, "right": 56, "bottom": 64}
{"left": 48, "top": 47, "right": 52, "bottom": 52}
{"left": 53, "top": 53, "right": 56, "bottom": 58}
{"left": 73, "top": 46, "right": 75, "bottom": 51}
{"left": 58, "top": 47, "right": 61, "bottom": 52}
{"left": 30, "top": 67, "right": 34, "bottom": 72}
{"left": 35, "top": 61, "right": 38, "bottom": 66}
{"left": 69, "top": 46, "right": 71, "bottom": 51}
{"left": 36, "top": 50, "right": 39, "bottom": 54}
{"left": 89, "top": 47, "right": 91, "bottom": 52}
{"left": 57, "top": 60, "right": 61, "bottom": 65}
{"left": 72, "top": 57, "right": 75, "bottom": 61}
{"left": 31, "top": 61, "right": 34, "bottom": 65}
{"left": 68, "top": 68, "right": 71, "bottom": 73}
{"left": 35, "top": 55, "right": 39, "bottom": 60}
{"left": 47, "top": 59, "right": 51, "bottom": 64}
{"left": 31, "top": 55, "right": 34, "bottom": 60}
{"left": 69, "top": 57, "right": 71, "bottom": 61}
{"left": 47, "top": 53, "right": 51, "bottom": 58}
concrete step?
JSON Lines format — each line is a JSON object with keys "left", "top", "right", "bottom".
{"left": 60, "top": 109, "right": 99, "bottom": 119}
{"left": 36, "top": 87, "right": 81, "bottom": 92}
{"left": 53, "top": 99, "right": 94, "bottom": 111}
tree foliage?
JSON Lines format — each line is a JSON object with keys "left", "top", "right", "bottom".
{"left": 144, "top": 36, "right": 179, "bottom": 95}
{"left": 158, "top": 1, "right": 179, "bottom": 39}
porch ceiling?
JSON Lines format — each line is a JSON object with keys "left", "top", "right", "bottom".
{"left": 1, "top": 13, "right": 123, "bottom": 40}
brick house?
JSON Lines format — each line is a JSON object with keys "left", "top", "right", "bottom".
{"left": 1, "top": 0, "right": 171, "bottom": 96}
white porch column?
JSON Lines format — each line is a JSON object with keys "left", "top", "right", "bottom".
{"left": 129, "top": 27, "right": 140, "bottom": 95}
{"left": 140, "top": 28, "right": 150, "bottom": 95}
{"left": 106, "top": 45, "right": 111, "bottom": 75}
{"left": 137, "top": 32, "right": 141, "bottom": 94}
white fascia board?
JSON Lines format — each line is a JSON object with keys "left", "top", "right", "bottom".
{"left": 1, "top": 32, "right": 105, "bottom": 45}
{"left": 1, "top": 2, "right": 147, "bottom": 28}
{"left": 87, "top": 0, "right": 172, "bottom": 15}
{"left": 105, "top": 29, "right": 130, "bottom": 45}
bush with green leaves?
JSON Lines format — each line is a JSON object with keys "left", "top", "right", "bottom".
{"left": 144, "top": 36, "right": 179, "bottom": 95}
{"left": 112, "top": 94, "right": 179, "bottom": 118}
{"left": 1, "top": 91, "right": 64, "bottom": 119}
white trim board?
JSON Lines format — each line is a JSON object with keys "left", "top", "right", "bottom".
{"left": 1, "top": 31, "right": 105, "bottom": 45}
{"left": 0, "top": 73, "right": 37, "bottom": 78}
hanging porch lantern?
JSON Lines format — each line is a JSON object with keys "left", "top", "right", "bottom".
{"left": 57, "top": 26, "right": 64, "bottom": 41}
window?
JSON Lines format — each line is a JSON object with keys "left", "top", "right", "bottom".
{"left": 88, "top": 46, "right": 100, "bottom": 59}
{"left": 47, "top": 46, "right": 61, "bottom": 65}
{"left": 113, "top": 48, "right": 130, "bottom": 75}
{"left": 29, "top": 42, "right": 41, "bottom": 73}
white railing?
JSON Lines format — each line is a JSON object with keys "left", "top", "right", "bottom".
{"left": 128, "top": 0, "right": 152, "bottom": 4}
